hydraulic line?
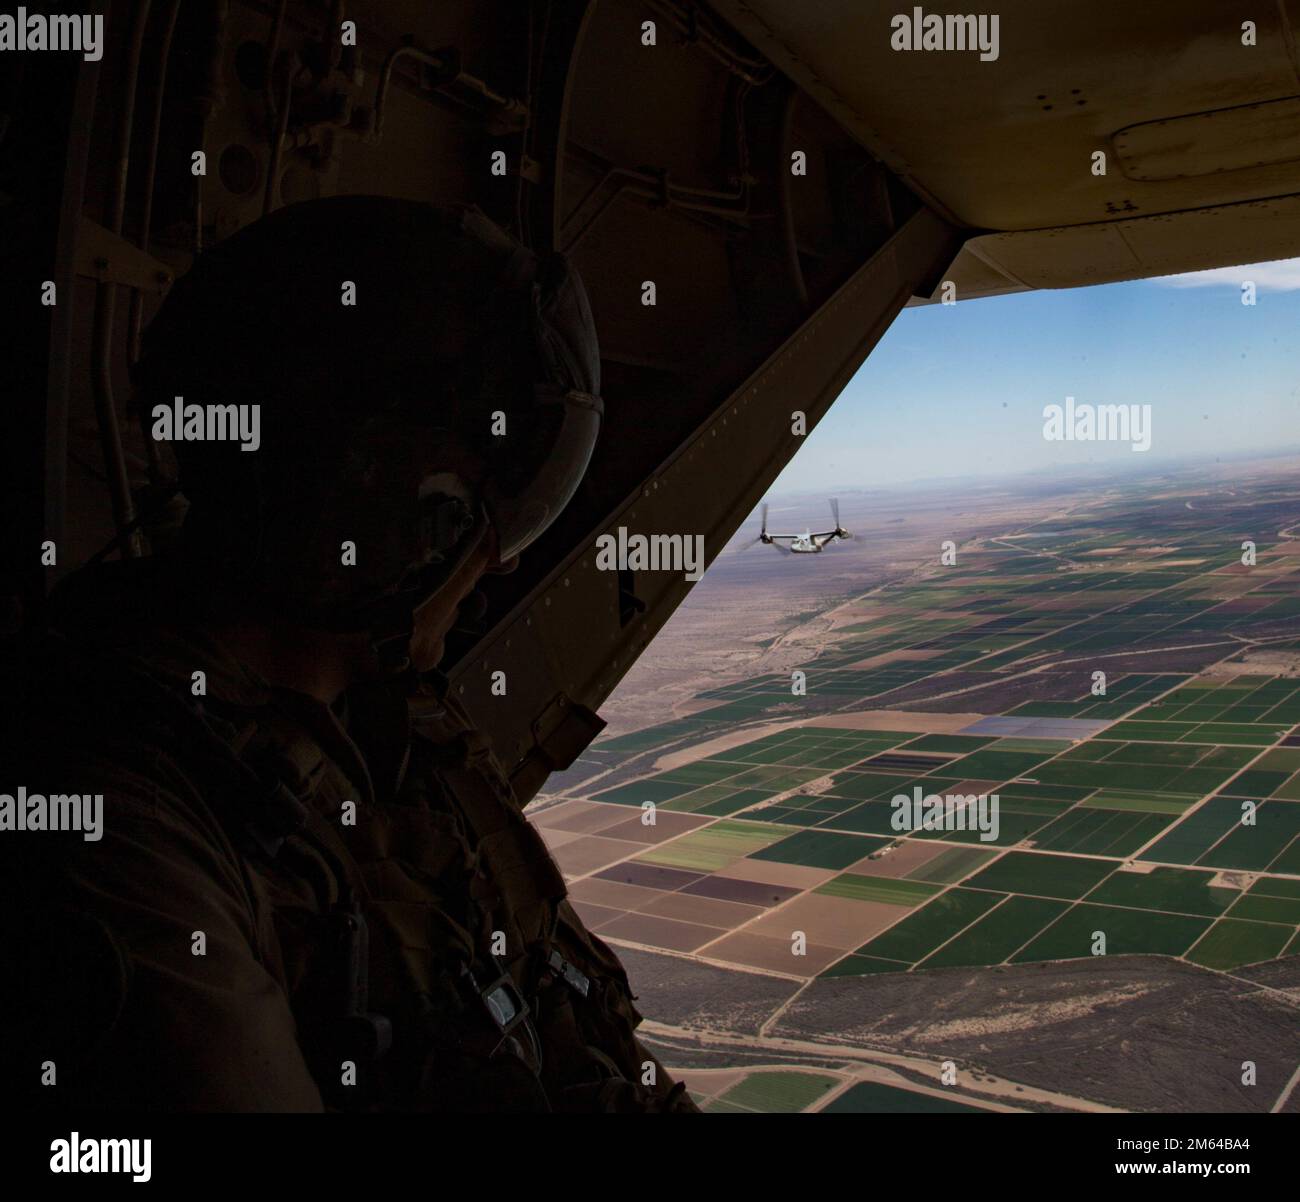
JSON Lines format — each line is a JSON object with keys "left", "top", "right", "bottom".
{"left": 260, "top": 0, "right": 291, "bottom": 215}
{"left": 262, "top": 50, "right": 294, "bottom": 216}
{"left": 262, "top": 0, "right": 288, "bottom": 131}
{"left": 644, "top": 0, "right": 774, "bottom": 85}
{"left": 89, "top": 0, "right": 155, "bottom": 558}
{"left": 778, "top": 84, "right": 808, "bottom": 310}
{"left": 127, "top": 0, "right": 182, "bottom": 485}
{"left": 194, "top": 1, "right": 232, "bottom": 254}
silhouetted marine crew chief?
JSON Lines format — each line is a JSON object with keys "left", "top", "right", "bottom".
{"left": 0, "top": 197, "right": 697, "bottom": 1112}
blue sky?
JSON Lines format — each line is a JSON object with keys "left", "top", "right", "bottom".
{"left": 772, "top": 257, "right": 1300, "bottom": 495}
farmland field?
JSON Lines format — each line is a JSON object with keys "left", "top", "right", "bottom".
{"left": 532, "top": 460, "right": 1300, "bottom": 1113}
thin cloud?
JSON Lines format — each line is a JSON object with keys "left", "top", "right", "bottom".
{"left": 1154, "top": 257, "right": 1300, "bottom": 292}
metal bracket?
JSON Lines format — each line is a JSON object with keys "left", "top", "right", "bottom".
{"left": 530, "top": 693, "right": 606, "bottom": 771}
{"left": 75, "top": 217, "right": 174, "bottom": 293}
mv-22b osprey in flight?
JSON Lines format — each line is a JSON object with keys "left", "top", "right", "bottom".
{"left": 749, "top": 500, "right": 852, "bottom": 555}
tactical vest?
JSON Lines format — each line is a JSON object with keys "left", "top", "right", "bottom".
{"left": 90, "top": 651, "right": 693, "bottom": 1113}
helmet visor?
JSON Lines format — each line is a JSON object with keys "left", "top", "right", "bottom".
{"left": 483, "top": 385, "right": 603, "bottom": 561}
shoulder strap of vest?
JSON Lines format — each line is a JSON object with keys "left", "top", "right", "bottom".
{"left": 411, "top": 696, "right": 567, "bottom": 905}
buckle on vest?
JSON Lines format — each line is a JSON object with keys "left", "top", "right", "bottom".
{"left": 468, "top": 969, "right": 530, "bottom": 1037}
{"left": 547, "top": 950, "right": 590, "bottom": 998}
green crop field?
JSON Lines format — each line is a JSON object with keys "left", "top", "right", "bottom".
{"left": 920, "top": 896, "right": 1068, "bottom": 968}
{"left": 1011, "top": 904, "right": 1212, "bottom": 962}
{"left": 964, "top": 852, "right": 1115, "bottom": 899}
{"left": 566, "top": 475, "right": 1300, "bottom": 1020}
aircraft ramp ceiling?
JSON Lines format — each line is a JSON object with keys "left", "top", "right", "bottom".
{"left": 711, "top": 1, "right": 1300, "bottom": 297}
